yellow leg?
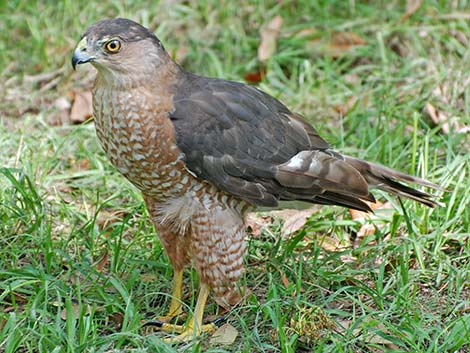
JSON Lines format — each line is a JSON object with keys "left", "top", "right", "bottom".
{"left": 162, "top": 283, "right": 217, "bottom": 343}
{"left": 158, "top": 270, "right": 183, "bottom": 322}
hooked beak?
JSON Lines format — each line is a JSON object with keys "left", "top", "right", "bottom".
{"left": 72, "top": 37, "right": 93, "bottom": 70}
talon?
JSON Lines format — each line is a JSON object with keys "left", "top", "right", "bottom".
{"left": 213, "top": 316, "right": 227, "bottom": 327}
{"left": 157, "top": 312, "right": 187, "bottom": 324}
{"left": 163, "top": 323, "right": 217, "bottom": 343}
{"left": 143, "top": 320, "right": 165, "bottom": 328}
{"left": 159, "top": 283, "right": 212, "bottom": 342}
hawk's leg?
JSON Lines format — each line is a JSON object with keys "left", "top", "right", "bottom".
{"left": 144, "top": 283, "right": 218, "bottom": 340}
{"left": 158, "top": 269, "right": 184, "bottom": 322}
{"left": 143, "top": 203, "right": 191, "bottom": 324}
{"left": 160, "top": 283, "right": 218, "bottom": 342}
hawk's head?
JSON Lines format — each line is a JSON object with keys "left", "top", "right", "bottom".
{"left": 72, "top": 18, "right": 169, "bottom": 78}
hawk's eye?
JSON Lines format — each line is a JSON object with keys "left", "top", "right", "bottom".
{"left": 105, "top": 39, "right": 121, "bottom": 53}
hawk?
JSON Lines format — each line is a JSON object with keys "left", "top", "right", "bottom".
{"left": 72, "top": 18, "right": 439, "bottom": 342}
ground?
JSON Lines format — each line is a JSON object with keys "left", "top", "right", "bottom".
{"left": 1, "top": 1, "right": 470, "bottom": 352}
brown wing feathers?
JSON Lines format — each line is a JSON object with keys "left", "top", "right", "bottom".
{"left": 170, "top": 70, "right": 439, "bottom": 211}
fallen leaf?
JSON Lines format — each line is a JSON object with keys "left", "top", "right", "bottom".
{"left": 59, "top": 301, "right": 90, "bottom": 320}
{"left": 308, "top": 31, "right": 366, "bottom": 58}
{"left": 244, "top": 66, "right": 267, "bottom": 83}
{"left": 210, "top": 323, "right": 238, "bottom": 345}
{"left": 388, "top": 33, "right": 409, "bottom": 57}
{"left": 425, "top": 102, "right": 453, "bottom": 134}
{"left": 2, "top": 291, "right": 28, "bottom": 306}
{"left": 334, "top": 96, "right": 358, "bottom": 117}
{"left": 95, "top": 209, "right": 130, "bottom": 230}
{"left": 78, "top": 158, "right": 91, "bottom": 171}
{"left": 93, "top": 248, "right": 109, "bottom": 273}
{"left": 318, "top": 234, "right": 348, "bottom": 253}
{"left": 451, "top": 29, "right": 469, "bottom": 47}
{"left": 326, "top": 31, "right": 366, "bottom": 58}
{"left": 108, "top": 311, "right": 124, "bottom": 329}
{"left": 400, "top": 0, "right": 423, "bottom": 23}
{"left": 349, "top": 201, "right": 393, "bottom": 246}
{"left": 70, "top": 90, "right": 93, "bottom": 124}
{"left": 332, "top": 31, "right": 366, "bottom": 47}
{"left": 245, "top": 212, "right": 272, "bottom": 237}
{"left": 294, "top": 28, "right": 317, "bottom": 40}
{"left": 281, "top": 272, "right": 290, "bottom": 289}
{"left": 247, "top": 206, "right": 319, "bottom": 237}
{"left": 349, "top": 200, "right": 384, "bottom": 221}
{"left": 278, "top": 206, "right": 319, "bottom": 236}
{"left": 339, "top": 319, "right": 400, "bottom": 348}
{"left": 334, "top": 95, "right": 370, "bottom": 118}
{"left": 258, "top": 15, "right": 283, "bottom": 62}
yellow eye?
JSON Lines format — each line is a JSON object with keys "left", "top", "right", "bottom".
{"left": 105, "top": 39, "right": 121, "bottom": 53}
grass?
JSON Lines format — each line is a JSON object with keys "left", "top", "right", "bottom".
{"left": 1, "top": 0, "right": 470, "bottom": 352}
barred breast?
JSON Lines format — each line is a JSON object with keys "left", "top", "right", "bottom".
{"left": 92, "top": 83, "right": 195, "bottom": 200}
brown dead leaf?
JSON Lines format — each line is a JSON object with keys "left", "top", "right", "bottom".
{"left": 93, "top": 248, "right": 109, "bottom": 273}
{"left": 349, "top": 201, "right": 393, "bottom": 246}
{"left": 334, "top": 96, "right": 358, "bottom": 116}
{"left": 244, "top": 66, "right": 267, "bottom": 83}
{"left": 210, "top": 323, "right": 239, "bottom": 345}
{"left": 334, "top": 95, "right": 369, "bottom": 117}
{"left": 332, "top": 31, "right": 366, "bottom": 47}
{"left": 59, "top": 301, "right": 91, "bottom": 320}
{"left": 426, "top": 102, "right": 454, "bottom": 134}
{"left": 349, "top": 200, "right": 383, "bottom": 221}
{"left": 246, "top": 206, "right": 318, "bottom": 237}
{"left": 246, "top": 212, "right": 272, "bottom": 237}
{"left": 319, "top": 234, "right": 348, "bottom": 253}
{"left": 70, "top": 90, "right": 93, "bottom": 124}
{"left": 338, "top": 319, "right": 399, "bottom": 349}
{"left": 333, "top": 96, "right": 357, "bottom": 117}
{"left": 426, "top": 100, "right": 470, "bottom": 134}
{"left": 400, "top": 0, "right": 423, "bottom": 23}
{"left": 95, "top": 209, "right": 129, "bottom": 230}
{"left": 307, "top": 31, "right": 366, "bottom": 58}
{"left": 78, "top": 158, "right": 91, "bottom": 171}
{"left": 325, "top": 31, "right": 366, "bottom": 58}
{"left": 388, "top": 33, "right": 409, "bottom": 57}
{"left": 269, "top": 206, "right": 320, "bottom": 236}
{"left": 451, "top": 29, "right": 469, "bottom": 47}
{"left": 2, "top": 291, "right": 28, "bottom": 315}
{"left": 3, "top": 291, "right": 28, "bottom": 306}
{"left": 281, "top": 273, "right": 290, "bottom": 289}
{"left": 108, "top": 312, "right": 124, "bottom": 329}
{"left": 294, "top": 28, "right": 317, "bottom": 40}
{"left": 258, "top": 15, "right": 283, "bottom": 62}
{"left": 282, "top": 208, "right": 315, "bottom": 236}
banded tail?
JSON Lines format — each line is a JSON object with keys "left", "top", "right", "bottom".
{"left": 274, "top": 150, "right": 440, "bottom": 212}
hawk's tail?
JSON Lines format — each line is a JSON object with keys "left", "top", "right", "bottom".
{"left": 273, "top": 150, "right": 441, "bottom": 212}
{"left": 343, "top": 155, "right": 441, "bottom": 208}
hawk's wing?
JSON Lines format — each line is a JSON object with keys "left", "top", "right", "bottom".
{"left": 170, "top": 72, "right": 371, "bottom": 209}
